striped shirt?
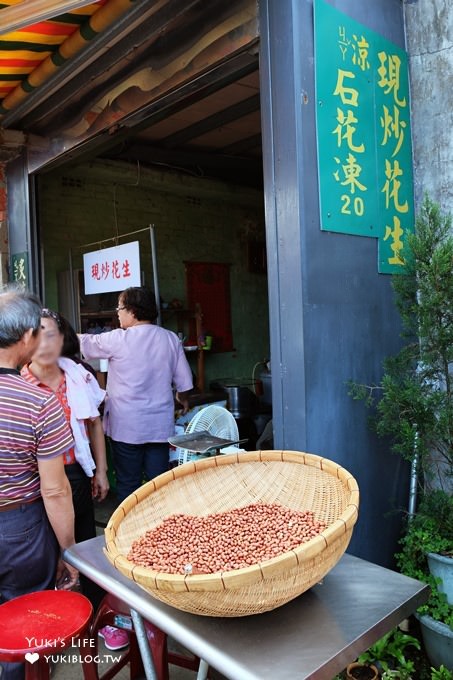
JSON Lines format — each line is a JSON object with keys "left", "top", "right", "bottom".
{"left": 0, "top": 368, "right": 74, "bottom": 508}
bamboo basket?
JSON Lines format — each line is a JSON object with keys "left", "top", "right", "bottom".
{"left": 104, "top": 450, "right": 359, "bottom": 617}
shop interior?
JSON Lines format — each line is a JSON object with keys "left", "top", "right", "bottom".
{"left": 36, "top": 63, "right": 272, "bottom": 451}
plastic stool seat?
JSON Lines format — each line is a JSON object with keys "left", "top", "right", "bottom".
{"left": 0, "top": 590, "right": 93, "bottom": 678}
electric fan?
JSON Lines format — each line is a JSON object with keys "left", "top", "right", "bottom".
{"left": 177, "top": 405, "right": 243, "bottom": 465}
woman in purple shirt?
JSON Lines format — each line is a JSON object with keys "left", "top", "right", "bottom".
{"left": 80, "top": 287, "right": 193, "bottom": 502}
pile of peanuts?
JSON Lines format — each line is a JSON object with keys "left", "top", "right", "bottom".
{"left": 127, "top": 502, "right": 327, "bottom": 574}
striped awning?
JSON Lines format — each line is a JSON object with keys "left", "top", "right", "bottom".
{"left": 0, "top": 0, "right": 133, "bottom": 116}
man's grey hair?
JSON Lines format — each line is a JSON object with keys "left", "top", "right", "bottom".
{"left": 0, "top": 286, "right": 42, "bottom": 348}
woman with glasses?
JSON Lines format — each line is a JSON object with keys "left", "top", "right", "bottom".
{"left": 79, "top": 286, "right": 193, "bottom": 503}
{"left": 21, "top": 309, "right": 109, "bottom": 610}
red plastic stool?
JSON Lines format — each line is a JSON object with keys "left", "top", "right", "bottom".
{"left": 0, "top": 590, "right": 94, "bottom": 679}
{"left": 91, "top": 593, "right": 203, "bottom": 680}
{"left": 90, "top": 594, "right": 147, "bottom": 680}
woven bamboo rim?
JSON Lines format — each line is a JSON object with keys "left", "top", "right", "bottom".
{"left": 105, "top": 451, "right": 359, "bottom": 597}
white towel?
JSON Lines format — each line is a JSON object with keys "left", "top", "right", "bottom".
{"left": 58, "top": 357, "right": 106, "bottom": 477}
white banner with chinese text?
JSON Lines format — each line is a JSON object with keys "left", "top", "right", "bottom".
{"left": 83, "top": 241, "right": 141, "bottom": 294}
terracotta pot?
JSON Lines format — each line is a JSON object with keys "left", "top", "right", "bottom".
{"left": 346, "top": 662, "right": 379, "bottom": 680}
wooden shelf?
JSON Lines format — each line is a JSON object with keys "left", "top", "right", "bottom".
{"left": 165, "top": 303, "right": 206, "bottom": 391}
{"left": 80, "top": 310, "right": 116, "bottom": 318}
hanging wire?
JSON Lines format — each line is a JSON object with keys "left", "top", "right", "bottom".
{"left": 113, "top": 183, "right": 119, "bottom": 246}
{"left": 112, "top": 161, "right": 141, "bottom": 246}
{"left": 132, "top": 159, "right": 141, "bottom": 187}
{"left": 79, "top": 227, "right": 152, "bottom": 251}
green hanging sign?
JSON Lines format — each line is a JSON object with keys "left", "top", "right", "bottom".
{"left": 314, "top": 0, "right": 414, "bottom": 273}
{"left": 10, "top": 251, "right": 29, "bottom": 287}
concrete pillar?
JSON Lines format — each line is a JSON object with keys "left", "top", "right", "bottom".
{"left": 259, "top": 0, "right": 411, "bottom": 566}
{"left": 404, "top": 0, "right": 453, "bottom": 213}
{"left": 0, "top": 129, "right": 27, "bottom": 286}
{"left": 0, "top": 163, "right": 8, "bottom": 285}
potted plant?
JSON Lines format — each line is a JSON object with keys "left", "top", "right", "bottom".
{"left": 352, "top": 628, "right": 420, "bottom": 679}
{"left": 346, "top": 661, "right": 379, "bottom": 680}
{"left": 396, "top": 502, "right": 453, "bottom": 670}
{"left": 396, "top": 490, "right": 453, "bottom": 599}
{"left": 349, "top": 196, "right": 453, "bottom": 667}
{"left": 381, "top": 668, "right": 414, "bottom": 680}
{"left": 431, "top": 666, "right": 453, "bottom": 680}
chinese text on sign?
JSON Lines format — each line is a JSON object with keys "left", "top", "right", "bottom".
{"left": 314, "top": 0, "right": 414, "bottom": 273}
{"left": 83, "top": 241, "right": 141, "bottom": 295}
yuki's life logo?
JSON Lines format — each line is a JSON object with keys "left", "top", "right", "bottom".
{"left": 24, "top": 637, "right": 122, "bottom": 666}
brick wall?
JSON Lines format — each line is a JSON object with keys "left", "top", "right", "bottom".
{"left": 38, "top": 159, "right": 270, "bottom": 385}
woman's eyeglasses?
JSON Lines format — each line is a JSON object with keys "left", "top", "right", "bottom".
{"left": 116, "top": 306, "right": 126, "bottom": 312}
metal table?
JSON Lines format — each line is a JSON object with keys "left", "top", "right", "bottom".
{"left": 64, "top": 536, "right": 428, "bottom": 680}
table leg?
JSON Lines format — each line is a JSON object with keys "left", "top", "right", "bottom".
{"left": 129, "top": 609, "right": 158, "bottom": 680}
{"left": 197, "top": 658, "right": 209, "bottom": 680}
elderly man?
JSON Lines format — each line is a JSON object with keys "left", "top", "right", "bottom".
{"left": 0, "top": 287, "right": 78, "bottom": 680}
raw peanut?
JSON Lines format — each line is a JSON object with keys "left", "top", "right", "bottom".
{"left": 127, "top": 503, "right": 327, "bottom": 574}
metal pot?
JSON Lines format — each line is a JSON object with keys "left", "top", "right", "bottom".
{"left": 210, "top": 380, "right": 258, "bottom": 418}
